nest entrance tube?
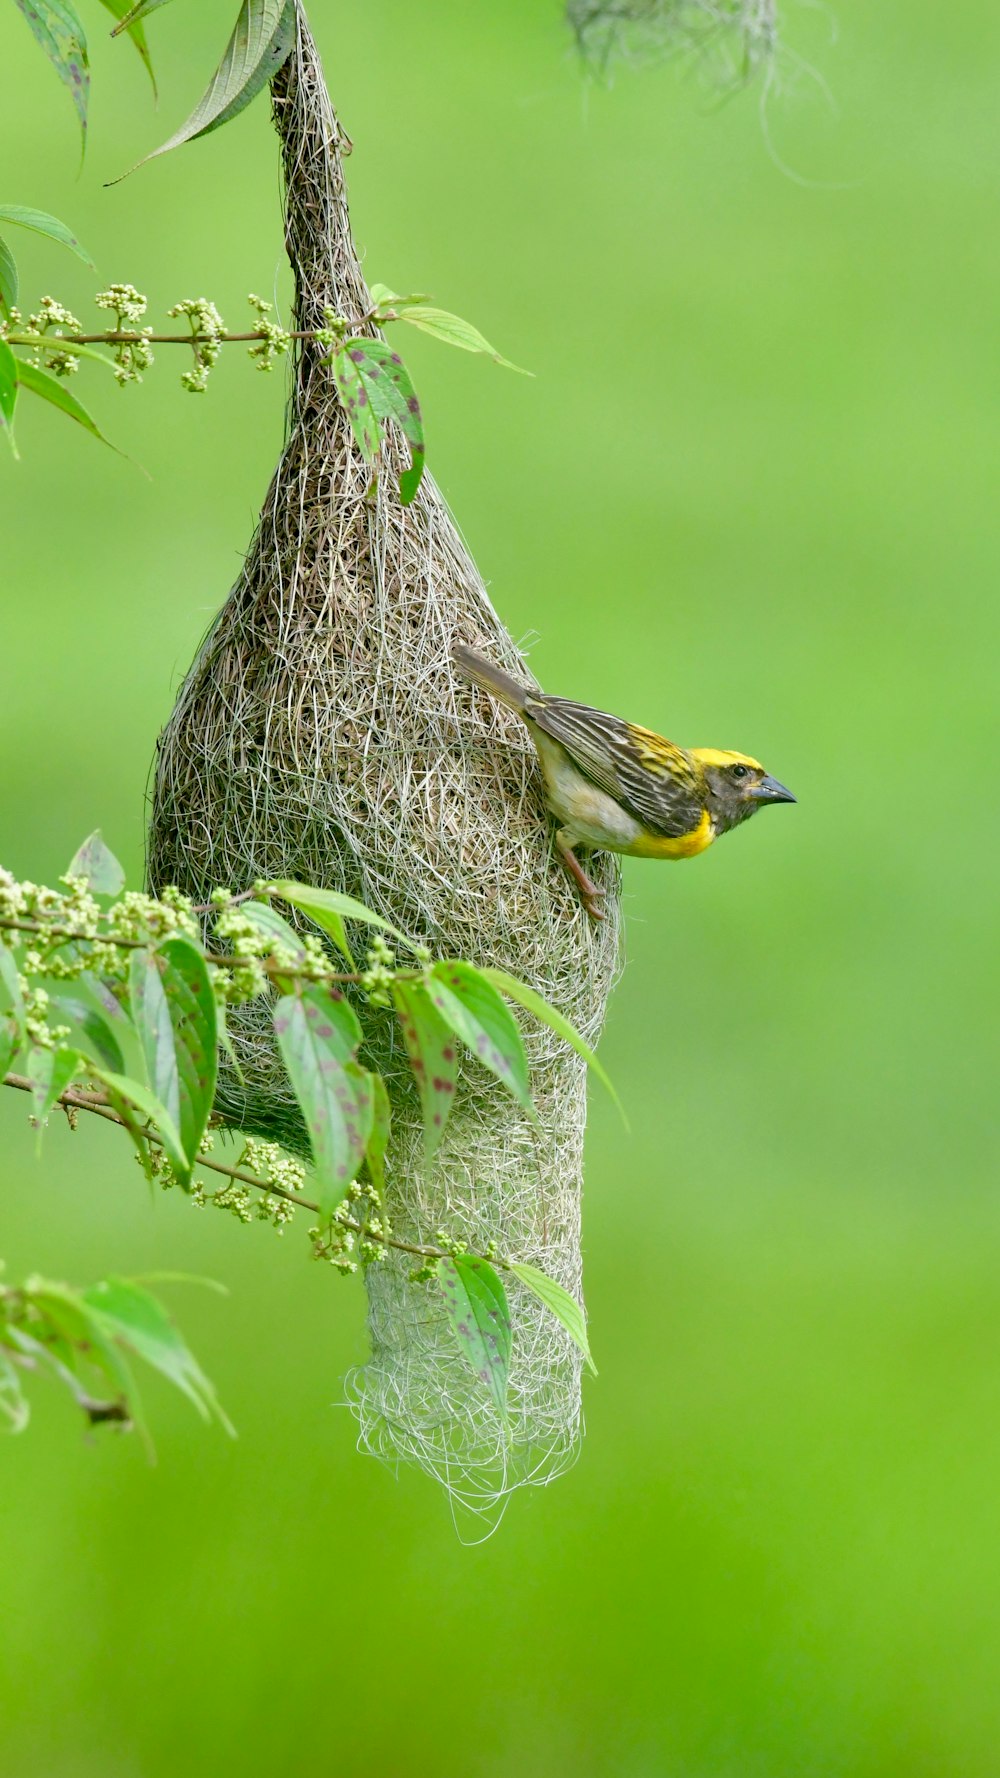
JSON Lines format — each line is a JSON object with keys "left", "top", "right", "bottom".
{"left": 147, "top": 7, "right": 621, "bottom": 1513}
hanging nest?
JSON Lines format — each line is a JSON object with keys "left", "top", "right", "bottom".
{"left": 146, "top": 6, "right": 621, "bottom": 1514}
{"left": 567, "top": 0, "right": 778, "bottom": 82}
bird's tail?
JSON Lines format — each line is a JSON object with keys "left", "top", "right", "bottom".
{"left": 452, "top": 644, "right": 530, "bottom": 715}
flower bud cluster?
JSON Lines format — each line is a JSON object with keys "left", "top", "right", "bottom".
{"left": 360, "top": 933, "right": 396, "bottom": 1007}
{"left": 168, "top": 298, "right": 226, "bottom": 393}
{"left": 96, "top": 284, "right": 154, "bottom": 385}
{"left": 246, "top": 294, "right": 291, "bottom": 371}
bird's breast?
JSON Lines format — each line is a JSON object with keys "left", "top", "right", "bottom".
{"left": 625, "top": 808, "right": 715, "bottom": 859}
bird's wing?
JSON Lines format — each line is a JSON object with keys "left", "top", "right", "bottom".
{"left": 526, "top": 697, "right": 704, "bottom": 838}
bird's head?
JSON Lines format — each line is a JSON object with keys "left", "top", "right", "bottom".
{"left": 691, "top": 748, "right": 796, "bottom": 835}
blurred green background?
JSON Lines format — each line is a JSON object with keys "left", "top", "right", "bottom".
{"left": 3, "top": 1, "right": 1000, "bottom": 1771}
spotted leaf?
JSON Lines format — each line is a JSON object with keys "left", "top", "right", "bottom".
{"left": 12, "top": 0, "right": 90, "bottom": 151}
{"left": 273, "top": 989, "right": 373, "bottom": 1214}
{"left": 437, "top": 1255, "right": 511, "bottom": 1416}
{"left": 128, "top": 937, "right": 217, "bottom": 1186}
{"left": 392, "top": 979, "right": 459, "bottom": 1160}
{"left": 427, "top": 961, "right": 533, "bottom": 1114}
{"left": 343, "top": 339, "right": 426, "bottom": 505}
{"left": 332, "top": 340, "right": 380, "bottom": 465}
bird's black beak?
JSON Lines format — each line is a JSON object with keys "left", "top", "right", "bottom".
{"left": 753, "top": 775, "right": 796, "bottom": 805}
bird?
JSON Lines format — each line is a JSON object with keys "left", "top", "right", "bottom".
{"left": 453, "top": 644, "right": 795, "bottom": 920}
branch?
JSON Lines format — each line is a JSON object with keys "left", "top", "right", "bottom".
{"left": 1, "top": 1072, "right": 449, "bottom": 1264}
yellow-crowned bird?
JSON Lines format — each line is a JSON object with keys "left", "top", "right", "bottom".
{"left": 453, "top": 645, "right": 795, "bottom": 919}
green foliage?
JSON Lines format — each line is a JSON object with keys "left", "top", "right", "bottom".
{"left": 0, "top": 338, "right": 18, "bottom": 456}
{"left": 437, "top": 1255, "right": 512, "bottom": 1416}
{"left": 392, "top": 979, "right": 458, "bottom": 1159}
{"left": 479, "top": 964, "right": 626, "bottom": 1121}
{"left": 426, "top": 960, "right": 533, "bottom": 1114}
{"left": 96, "top": 0, "right": 155, "bottom": 92}
{"left": 11, "top": 0, "right": 89, "bottom": 151}
{"left": 507, "top": 1261, "right": 596, "bottom": 1375}
{"left": 273, "top": 988, "right": 373, "bottom": 1215}
{"left": 0, "top": 202, "right": 94, "bottom": 266}
{"left": 369, "top": 282, "right": 528, "bottom": 373}
{"left": 0, "top": 838, "right": 617, "bottom": 1425}
{"left": 14, "top": 359, "right": 119, "bottom": 454}
{"left": 119, "top": 0, "right": 295, "bottom": 177}
{"left": 67, "top": 828, "right": 126, "bottom": 893}
{"left": 0, "top": 1268, "right": 230, "bottom": 1442}
{"left": 332, "top": 338, "right": 426, "bottom": 504}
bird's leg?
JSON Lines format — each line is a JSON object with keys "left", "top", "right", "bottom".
{"left": 556, "top": 832, "right": 605, "bottom": 922}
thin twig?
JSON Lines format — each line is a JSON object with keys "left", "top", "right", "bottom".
{"left": 1, "top": 1072, "right": 449, "bottom": 1263}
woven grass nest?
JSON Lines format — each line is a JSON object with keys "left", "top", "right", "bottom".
{"left": 146, "top": 7, "right": 622, "bottom": 1513}
{"left": 568, "top": 0, "right": 777, "bottom": 79}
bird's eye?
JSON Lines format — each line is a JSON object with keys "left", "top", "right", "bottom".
{"left": 730, "top": 763, "right": 750, "bottom": 781}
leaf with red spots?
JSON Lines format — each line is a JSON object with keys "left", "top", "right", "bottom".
{"left": 273, "top": 989, "right": 373, "bottom": 1214}
{"left": 478, "top": 965, "right": 626, "bottom": 1126}
{"left": 437, "top": 1255, "right": 511, "bottom": 1417}
{"left": 129, "top": 937, "right": 217, "bottom": 1187}
{"left": 345, "top": 339, "right": 426, "bottom": 505}
{"left": 332, "top": 339, "right": 380, "bottom": 465}
{"left": 13, "top": 0, "right": 90, "bottom": 152}
{"left": 427, "top": 962, "right": 533, "bottom": 1116}
{"left": 392, "top": 979, "right": 459, "bottom": 1160}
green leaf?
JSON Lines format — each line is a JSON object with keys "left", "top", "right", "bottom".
{"left": 129, "top": 947, "right": 180, "bottom": 1128}
{"left": 51, "top": 995, "right": 126, "bottom": 1073}
{"left": 0, "top": 946, "right": 26, "bottom": 1041}
{"left": 331, "top": 339, "right": 380, "bottom": 466}
{"left": 338, "top": 339, "right": 426, "bottom": 505}
{"left": 0, "top": 236, "right": 18, "bottom": 316}
{"left": 241, "top": 899, "right": 308, "bottom": 957}
{"left": 478, "top": 965, "right": 626, "bottom": 1125}
{"left": 0, "top": 1348, "right": 29, "bottom": 1433}
{"left": 129, "top": 939, "right": 217, "bottom": 1184}
{"left": 272, "top": 989, "right": 373, "bottom": 1214}
{"left": 97, "top": 0, "right": 156, "bottom": 95}
{"left": 0, "top": 339, "right": 19, "bottom": 458}
{"left": 109, "top": 0, "right": 174, "bottom": 33}
{"left": 427, "top": 961, "right": 533, "bottom": 1114}
{"left": 0, "top": 1015, "right": 18, "bottom": 1079}
{"left": 118, "top": 0, "right": 295, "bottom": 176}
{"left": 81, "top": 1277, "right": 233, "bottom": 1434}
{"left": 266, "top": 880, "right": 408, "bottom": 954}
{"left": 93, "top": 1068, "right": 188, "bottom": 1182}
{"left": 10, "top": 2, "right": 90, "bottom": 151}
{"left": 21, "top": 1278, "right": 137, "bottom": 1433}
{"left": 0, "top": 204, "right": 94, "bottom": 268}
{"left": 242, "top": 894, "right": 353, "bottom": 973}
{"left": 156, "top": 936, "right": 218, "bottom": 1173}
{"left": 15, "top": 360, "right": 122, "bottom": 457}
{"left": 437, "top": 1255, "right": 511, "bottom": 1416}
{"left": 25, "top": 1044, "right": 79, "bottom": 1130}
{"left": 364, "top": 1070, "right": 390, "bottom": 1203}
{"left": 507, "top": 1260, "right": 597, "bottom": 1376}
{"left": 66, "top": 829, "right": 125, "bottom": 894}
{"left": 394, "top": 298, "right": 529, "bottom": 374}
{"left": 392, "top": 979, "right": 458, "bottom": 1160}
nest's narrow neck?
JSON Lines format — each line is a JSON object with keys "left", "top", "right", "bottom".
{"left": 270, "top": 8, "right": 371, "bottom": 348}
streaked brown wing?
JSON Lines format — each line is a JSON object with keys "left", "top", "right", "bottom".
{"left": 526, "top": 697, "right": 703, "bottom": 838}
